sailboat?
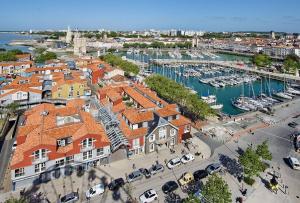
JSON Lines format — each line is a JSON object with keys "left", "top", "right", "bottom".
{"left": 273, "top": 71, "right": 293, "bottom": 100}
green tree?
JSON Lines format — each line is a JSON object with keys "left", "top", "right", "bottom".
{"left": 256, "top": 140, "right": 272, "bottom": 161}
{"left": 252, "top": 54, "right": 272, "bottom": 68}
{"left": 239, "top": 147, "right": 263, "bottom": 178}
{"left": 283, "top": 54, "right": 300, "bottom": 75}
{"left": 202, "top": 174, "right": 232, "bottom": 203}
{"left": 145, "top": 74, "right": 214, "bottom": 119}
{"left": 5, "top": 197, "right": 26, "bottom": 203}
{"left": 6, "top": 102, "right": 20, "bottom": 116}
{"left": 35, "top": 52, "right": 57, "bottom": 63}
{"left": 100, "top": 53, "right": 139, "bottom": 75}
{"left": 184, "top": 194, "right": 201, "bottom": 203}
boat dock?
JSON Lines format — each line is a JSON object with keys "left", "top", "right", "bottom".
{"left": 150, "top": 59, "right": 300, "bottom": 83}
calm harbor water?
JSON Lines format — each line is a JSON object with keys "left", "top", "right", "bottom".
{"left": 124, "top": 52, "right": 284, "bottom": 115}
{"left": 0, "top": 32, "right": 42, "bottom": 52}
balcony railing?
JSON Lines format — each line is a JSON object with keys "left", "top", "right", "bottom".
{"left": 32, "top": 156, "right": 49, "bottom": 164}
{"left": 80, "top": 144, "right": 95, "bottom": 152}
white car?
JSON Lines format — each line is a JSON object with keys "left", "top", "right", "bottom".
{"left": 139, "top": 189, "right": 158, "bottom": 203}
{"left": 167, "top": 157, "right": 181, "bottom": 169}
{"left": 288, "top": 157, "right": 300, "bottom": 170}
{"left": 181, "top": 153, "right": 195, "bottom": 164}
{"left": 85, "top": 184, "right": 105, "bottom": 199}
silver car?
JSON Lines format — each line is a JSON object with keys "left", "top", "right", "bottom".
{"left": 127, "top": 170, "right": 143, "bottom": 183}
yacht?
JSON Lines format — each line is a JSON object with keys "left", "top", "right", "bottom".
{"left": 273, "top": 92, "right": 293, "bottom": 100}
{"left": 287, "top": 87, "right": 300, "bottom": 95}
{"left": 211, "top": 104, "right": 223, "bottom": 110}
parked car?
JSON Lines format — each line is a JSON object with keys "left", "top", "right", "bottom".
{"left": 150, "top": 163, "right": 164, "bottom": 175}
{"left": 206, "top": 163, "right": 222, "bottom": 175}
{"left": 287, "top": 157, "right": 300, "bottom": 170}
{"left": 139, "top": 168, "right": 151, "bottom": 178}
{"left": 167, "top": 157, "right": 181, "bottom": 169}
{"left": 178, "top": 172, "right": 194, "bottom": 186}
{"left": 162, "top": 181, "right": 179, "bottom": 194}
{"left": 127, "top": 170, "right": 143, "bottom": 183}
{"left": 108, "top": 178, "right": 125, "bottom": 191}
{"left": 139, "top": 189, "right": 158, "bottom": 203}
{"left": 288, "top": 122, "right": 298, "bottom": 128}
{"left": 85, "top": 184, "right": 105, "bottom": 199}
{"left": 193, "top": 170, "right": 208, "bottom": 181}
{"left": 181, "top": 153, "right": 195, "bottom": 164}
{"left": 59, "top": 192, "right": 79, "bottom": 203}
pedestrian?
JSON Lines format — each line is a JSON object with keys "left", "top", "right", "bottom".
{"left": 132, "top": 163, "right": 135, "bottom": 169}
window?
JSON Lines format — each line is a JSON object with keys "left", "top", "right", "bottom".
{"left": 149, "top": 143, "right": 155, "bottom": 152}
{"left": 159, "top": 127, "right": 167, "bottom": 139}
{"left": 35, "top": 162, "right": 46, "bottom": 173}
{"left": 82, "top": 138, "right": 93, "bottom": 148}
{"left": 170, "top": 128, "right": 177, "bottom": 136}
{"left": 83, "top": 150, "right": 92, "bottom": 160}
{"left": 97, "top": 148, "right": 104, "bottom": 156}
{"left": 149, "top": 134, "right": 155, "bottom": 142}
{"left": 170, "top": 137, "right": 176, "bottom": 145}
{"left": 132, "top": 138, "right": 140, "bottom": 147}
{"left": 66, "top": 156, "right": 74, "bottom": 164}
{"left": 55, "top": 159, "right": 65, "bottom": 167}
{"left": 15, "top": 168, "right": 25, "bottom": 177}
{"left": 33, "top": 149, "right": 47, "bottom": 160}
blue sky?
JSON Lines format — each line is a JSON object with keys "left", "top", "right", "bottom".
{"left": 1, "top": 0, "right": 300, "bottom": 32}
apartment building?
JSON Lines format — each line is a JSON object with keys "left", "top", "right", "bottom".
{"left": 98, "top": 83, "right": 191, "bottom": 156}
{"left": 0, "top": 61, "right": 33, "bottom": 75}
{"left": 51, "top": 71, "right": 91, "bottom": 99}
{"left": 0, "top": 76, "right": 43, "bottom": 106}
{"left": 11, "top": 99, "right": 111, "bottom": 190}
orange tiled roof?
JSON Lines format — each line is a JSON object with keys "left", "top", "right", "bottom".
{"left": 155, "top": 107, "right": 179, "bottom": 118}
{"left": 134, "top": 83, "right": 168, "bottom": 106}
{"left": 106, "top": 89, "right": 122, "bottom": 102}
{"left": 170, "top": 115, "right": 191, "bottom": 127}
{"left": 118, "top": 114, "right": 148, "bottom": 138}
{"left": 11, "top": 99, "right": 110, "bottom": 167}
{"left": 123, "top": 86, "right": 157, "bottom": 109}
{"left": 122, "top": 109, "right": 154, "bottom": 124}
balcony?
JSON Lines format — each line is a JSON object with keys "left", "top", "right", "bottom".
{"left": 80, "top": 144, "right": 95, "bottom": 152}
{"left": 32, "top": 156, "right": 49, "bottom": 164}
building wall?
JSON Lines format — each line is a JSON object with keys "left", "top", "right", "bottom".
{"left": 11, "top": 145, "right": 110, "bottom": 190}
{"left": 144, "top": 124, "right": 178, "bottom": 154}
{"left": 52, "top": 82, "right": 88, "bottom": 99}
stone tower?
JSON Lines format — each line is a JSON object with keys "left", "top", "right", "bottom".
{"left": 66, "top": 26, "right": 73, "bottom": 44}
{"left": 73, "top": 32, "right": 86, "bottom": 56}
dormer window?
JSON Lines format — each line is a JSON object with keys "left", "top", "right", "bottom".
{"left": 82, "top": 138, "right": 94, "bottom": 148}
{"left": 32, "top": 149, "right": 47, "bottom": 160}
{"left": 57, "top": 137, "right": 72, "bottom": 147}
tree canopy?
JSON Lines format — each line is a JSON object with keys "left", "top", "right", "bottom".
{"left": 100, "top": 53, "right": 139, "bottom": 75}
{"left": 239, "top": 140, "right": 272, "bottom": 178}
{"left": 283, "top": 54, "right": 300, "bottom": 75}
{"left": 239, "top": 147, "right": 263, "bottom": 178}
{"left": 256, "top": 140, "right": 272, "bottom": 161}
{"left": 35, "top": 51, "right": 57, "bottom": 63}
{"left": 0, "top": 49, "right": 24, "bottom": 62}
{"left": 145, "top": 74, "right": 215, "bottom": 119}
{"left": 201, "top": 174, "right": 232, "bottom": 203}
{"left": 252, "top": 53, "right": 272, "bottom": 67}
